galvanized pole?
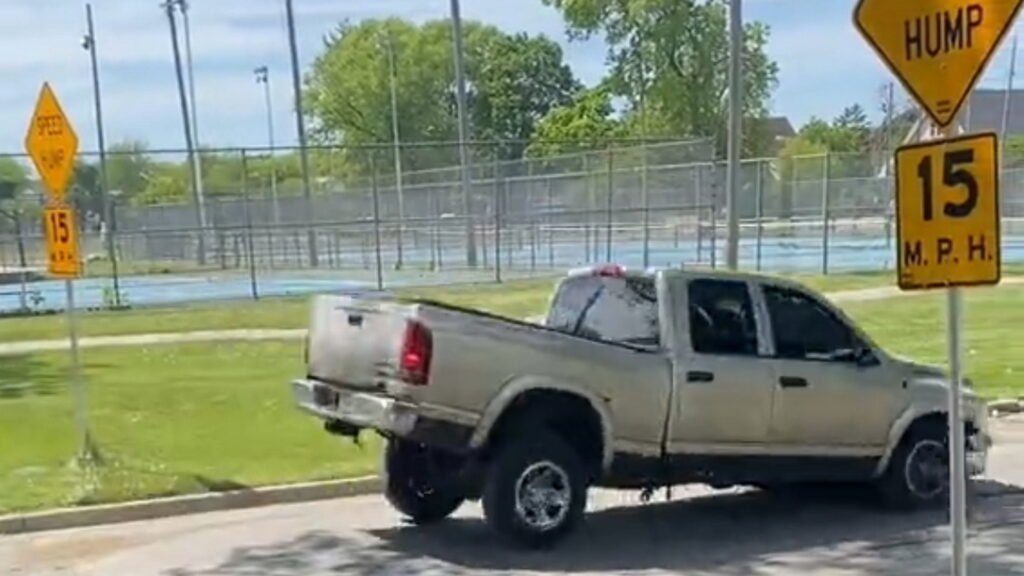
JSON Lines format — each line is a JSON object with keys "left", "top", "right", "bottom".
{"left": 494, "top": 158, "right": 503, "bottom": 283}
{"left": 84, "top": 3, "right": 120, "bottom": 308}
{"left": 606, "top": 148, "right": 614, "bottom": 262}
{"left": 240, "top": 150, "right": 259, "bottom": 300}
{"left": 948, "top": 286, "right": 967, "bottom": 576}
{"left": 284, "top": 0, "right": 319, "bottom": 267}
{"left": 725, "top": 0, "right": 743, "bottom": 270}
{"left": 254, "top": 66, "right": 280, "bottom": 228}
{"left": 370, "top": 152, "right": 384, "bottom": 291}
{"left": 755, "top": 160, "right": 764, "bottom": 271}
{"left": 176, "top": 0, "right": 207, "bottom": 230}
{"left": 163, "top": 0, "right": 206, "bottom": 265}
{"left": 821, "top": 152, "right": 831, "bottom": 275}
{"left": 385, "top": 34, "right": 406, "bottom": 270}
{"left": 450, "top": 0, "right": 478, "bottom": 268}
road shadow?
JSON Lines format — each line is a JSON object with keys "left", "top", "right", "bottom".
{"left": 0, "top": 354, "right": 61, "bottom": 399}
{"left": 162, "top": 482, "right": 1024, "bottom": 576}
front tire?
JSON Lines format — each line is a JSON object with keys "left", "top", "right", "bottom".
{"left": 482, "top": 429, "right": 588, "bottom": 549}
{"left": 879, "top": 422, "right": 950, "bottom": 509}
{"left": 383, "top": 439, "right": 464, "bottom": 524}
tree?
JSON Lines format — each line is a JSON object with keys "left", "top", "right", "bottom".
{"left": 304, "top": 18, "right": 581, "bottom": 172}
{"left": 526, "top": 87, "right": 623, "bottom": 158}
{"left": 774, "top": 135, "right": 827, "bottom": 220}
{"left": 0, "top": 157, "right": 33, "bottom": 267}
{"left": 106, "top": 140, "right": 153, "bottom": 200}
{"left": 544, "top": 0, "right": 779, "bottom": 155}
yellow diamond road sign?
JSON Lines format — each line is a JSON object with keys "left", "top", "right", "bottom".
{"left": 24, "top": 82, "right": 79, "bottom": 202}
{"left": 854, "top": 0, "right": 1024, "bottom": 128}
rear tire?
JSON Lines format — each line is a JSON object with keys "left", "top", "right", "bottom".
{"left": 383, "top": 439, "right": 464, "bottom": 524}
{"left": 482, "top": 429, "right": 588, "bottom": 549}
{"left": 879, "top": 422, "right": 950, "bottom": 509}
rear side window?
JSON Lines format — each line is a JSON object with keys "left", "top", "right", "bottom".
{"left": 687, "top": 279, "right": 759, "bottom": 356}
{"left": 546, "top": 276, "right": 659, "bottom": 347}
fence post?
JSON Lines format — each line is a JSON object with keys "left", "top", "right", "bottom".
{"left": 527, "top": 162, "right": 536, "bottom": 271}
{"left": 641, "top": 139, "right": 650, "bottom": 269}
{"left": 584, "top": 154, "right": 593, "bottom": 263}
{"left": 240, "top": 150, "right": 259, "bottom": 300}
{"left": 546, "top": 176, "right": 555, "bottom": 269}
{"left": 606, "top": 147, "right": 614, "bottom": 263}
{"left": 695, "top": 165, "right": 703, "bottom": 264}
{"left": 710, "top": 163, "right": 718, "bottom": 270}
{"left": 370, "top": 151, "right": 384, "bottom": 291}
{"left": 504, "top": 175, "right": 513, "bottom": 270}
{"left": 821, "top": 152, "right": 831, "bottom": 276}
{"left": 755, "top": 158, "right": 765, "bottom": 272}
{"left": 494, "top": 156, "right": 503, "bottom": 283}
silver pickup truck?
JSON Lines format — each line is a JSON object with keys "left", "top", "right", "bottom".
{"left": 291, "top": 265, "right": 990, "bottom": 548}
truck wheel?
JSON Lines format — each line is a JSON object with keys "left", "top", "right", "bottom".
{"left": 383, "top": 439, "right": 464, "bottom": 524}
{"left": 482, "top": 430, "right": 588, "bottom": 548}
{"left": 879, "top": 423, "right": 950, "bottom": 509}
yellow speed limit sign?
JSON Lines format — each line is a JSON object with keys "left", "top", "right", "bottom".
{"left": 43, "top": 206, "right": 81, "bottom": 278}
{"left": 894, "top": 132, "right": 1000, "bottom": 290}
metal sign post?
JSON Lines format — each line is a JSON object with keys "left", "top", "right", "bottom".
{"left": 854, "top": 2, "right": 1016, "bottom": 574}
{"left": 25, "top": 83, "right": 94, "bottom": 462}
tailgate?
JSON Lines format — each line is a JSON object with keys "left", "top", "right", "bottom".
{"left": 306, "top": 294, "right": 416, "bottom": 390}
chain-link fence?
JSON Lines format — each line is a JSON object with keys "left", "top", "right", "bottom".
{"left": 3, "top": 140, "right": 1024, "bottom": 312}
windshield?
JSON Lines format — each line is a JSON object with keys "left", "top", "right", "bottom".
{"left": 546, "top": 275, "right": 659, "bottom": 347}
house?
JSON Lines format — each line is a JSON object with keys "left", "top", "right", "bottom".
{"left": 748, "top": 116, "right": 796, "bottom": 155}
{"left": 963, "top": 89, "right": 1024, "bottom": 135}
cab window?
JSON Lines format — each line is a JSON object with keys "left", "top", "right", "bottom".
{"left": 687, "top": 279, "right": 759, "bottom": 356}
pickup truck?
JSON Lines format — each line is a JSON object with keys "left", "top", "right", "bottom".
{"left": 291, "top": 265, "right": 991, "bottom": 548}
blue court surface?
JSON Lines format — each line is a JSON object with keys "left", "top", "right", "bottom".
{"left": 2, "top": 235, "right": 1022, "bottom": 313}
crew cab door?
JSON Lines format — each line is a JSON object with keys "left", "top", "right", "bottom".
{"left": 756, "top": 283, "right": 901, "bottom": 450}
{"left": 669, "top": 277, "right": 776, "bottom": 452}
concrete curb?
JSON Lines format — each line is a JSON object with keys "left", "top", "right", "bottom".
{"left": 0, "top": 475, "right": 381, "bottom": 536}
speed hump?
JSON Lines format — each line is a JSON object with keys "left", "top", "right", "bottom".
{"left": 894, "top": 132, "right": 1000, "bottom": 290}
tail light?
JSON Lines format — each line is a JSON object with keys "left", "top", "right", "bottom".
{"left": 400, "top": 320, "right": 433, "bottom": 386}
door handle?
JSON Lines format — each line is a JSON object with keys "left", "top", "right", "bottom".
{"left": 779, "top": 376, "right": 809, "bottom": 388}
{"left": 686, "top": 371, "right": 715, "bottom": 383}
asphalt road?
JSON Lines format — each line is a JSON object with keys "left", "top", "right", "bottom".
{"left": 5, "top": 417, "right": 1024, "bottom": 576}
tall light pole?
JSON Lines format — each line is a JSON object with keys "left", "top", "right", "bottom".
{"left": 450, "top": 0, "right": 478, "bottom": 268}
{"left": 171, "top": 0, "right": 207, "bottom": 226}
{"left": 284, "top": 0, "right": 318, "bottom": 267}
{"left": 384, "top": 33, "right": 406, "bottom": 270}
{"left": 83, "top": 3, "right": 121, "bottom": 307}
{"left": 162, "top": 0, "right": 206, "bottom": 264}
{"left": 254, "top": 65, "right": 280, "bottom": 226}
{"left": 725, "top": 0, "right": 743, "bottom": 270}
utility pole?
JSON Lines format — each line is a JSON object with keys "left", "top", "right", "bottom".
{"left": 284, "top": 0, "right": 318, "bottom": 267}
{"left": 385, "top": 34, "right": 406, "bottom": 270}
{"left": 254, "top": 65, "right": 280, "bottom": 226}
{"left": 450, "top": 0, "right": 478, "bottom": 268}
{"left": 83, "top": 3, "right": 120, "bottom": 307}
{"left": 725, "top": 0, "right": 743, "bottom": 270}
{"left": 162, "top": 0, "right": 206, "bottom": 265}
{"left": 173, "top": 0, "right": 206, "bottom": 228}
{"left": 1000, "top": 34, "right": 1018, "bottom": 165}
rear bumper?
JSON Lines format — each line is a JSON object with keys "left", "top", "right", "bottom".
{"left": 291, "top": 378, "right": 474, "bottom": 452}
{"left": 291, "top": 378, "right": 418, "bottom": 436}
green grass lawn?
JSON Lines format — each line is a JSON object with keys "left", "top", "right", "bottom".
{"left": 0, "top": 341, "right": 380, "bottom": 514}
{"left": 2, "top": 281, "right": 1023, "bottom": 514}
{"left": 0, "top": 271, "right": 963, "bottom": 345}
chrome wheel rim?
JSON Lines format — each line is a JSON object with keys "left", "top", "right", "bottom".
{"left": 514, "top": 460, "right": 571, "bottom": 531}
{"left": 905, "top": 439, "right": 948, "bottom": 500}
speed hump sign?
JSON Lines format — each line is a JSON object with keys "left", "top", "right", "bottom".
{"left": 894, "top": 132, "right": 1000, "bottom": 290}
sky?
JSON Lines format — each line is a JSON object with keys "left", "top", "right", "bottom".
{"left": 1, "top": 0, "right": 1021, "bottom": 156}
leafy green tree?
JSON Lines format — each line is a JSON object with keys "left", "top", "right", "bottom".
{"left": 106, "top": 140, "right": 153, "bottom": 200}
{"left": 526, "top": 87, "right": 623, "bottom": 158}
{"left": 305, "top": 18, "right": 580, "bottom": 171}
{"left": 544, "top": 0, "right": 779, "bottom": 155}
{"left": 0, "top": 157, "right": 33, "bottom": 267}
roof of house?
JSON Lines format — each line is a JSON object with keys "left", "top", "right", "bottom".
{"left": 964, "top": 89, "right": 1024, "bottom": 135}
